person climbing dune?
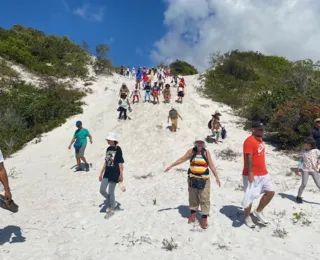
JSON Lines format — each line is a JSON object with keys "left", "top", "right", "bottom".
{"left": 119, "top": 84, "right": 130, "bottom": 99}
{"left": 168, "top": 107, "right": 182, "bottom": 132}
{"left": 136, "top": 68, "right": 143, "bottom": 88}
{"left": 143, "top": 81, "right": 152, "bottom": 103}
{"left": 176, "top": 83, "right": 185, "bottom": 104}
{"left": 152, "top": 82, "right": 160, "bottom": 104}
{"left": 164, "top": 137, "right": 221, "bottom": 229}
{"left": 130, "top": 84, "right": 141, "bottom": 104}
{"left": 118, "top": 95, "right": 131, "bottom": 120}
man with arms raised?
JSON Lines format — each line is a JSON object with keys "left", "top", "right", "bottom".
{"left": 243, "top": 122, "right": 275, "bottom": 228}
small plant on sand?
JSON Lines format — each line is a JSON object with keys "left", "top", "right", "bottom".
{"left": 217, "top": 148, "right": 240, "bottom": 161}
{"left": 234, "top": 184, "right": 244, "bottom": 191}
{"left": 162, "top": 238, "right": 178, "bottom": 251}
{"left": 8, "top": 167, "right": 22, "bottom": 179}
{"left": 34, "top": 136, "right": 42, "bottom": 144}
{"left": 115, "top": 232, "right": 152, "bottom": 247}
{"left": 272, "top": 228, "right": 288, "bottom": 239}
{"left": 153, "top": 199, "right": 157, "bottom": 205}
{"left": 292, "top": 211, "right": 312, "bottom": 226}
{"left": 134, "top": 173, "right": 153, "bottom": 180}
{"left": 285, "top": 172, "right": 293, "bottom": 177}
{"left": 212, "top": 241, "right": 231, "bottom": 251}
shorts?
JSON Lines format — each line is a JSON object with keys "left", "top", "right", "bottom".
{"left": 243, "top": 174, "right": 273, "bottom": 194}
{"left": 153, "top": 91, "right": 159, "bottom": 97}
{"left": 136, "top": 79, "right": 141, "bottom": 83}
{"left": 75, "top": 146, "right": 86, "bottom": 158}
{"left": 178, "top": 91, "right": 184, "bottom": 97}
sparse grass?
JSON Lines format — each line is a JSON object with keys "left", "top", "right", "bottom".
{"left": 134, "top": 173, "right": 153, "bottom": 180}
{"left": 212, "top": 241, "right": 231, "bottom": 251}
{"left": 285, "top": 172, "right": 293, "bottom": 177}
{"left": 272, "top": 228, "right": 288, "bottom": 239}
{"left": 200, "top": 104, "right": 210, "bottom": 108}
{"left": 216, "top": 148, "right": 240, "bottom": 161}
{"left": 175, "top": 168, "right": 186, "bottom": 173}
{"left": 115, "top": 232, "right": 152, "bottom": 247}
{"left": 0, "top": 60, "right": 19, "bottom": 78}
{"left": 153, "top": 199, "right": 157, "bottom": 205}
{"left": 162, "top": 238, "right": 178, "bottom": 251}
{"left": 34, "top": 136, "right": 42, "bottom": 144}
{"left": 84, "top": 82, "right": 93, "bottom": 86}
{"left": 234, "top": 184, "right": 244, "bottom": 191}
{"left": 8, "top": 167, "right": 22, "bottom": 179}
{"left": 292, "top": 211, "right": 312, "bottom": 226}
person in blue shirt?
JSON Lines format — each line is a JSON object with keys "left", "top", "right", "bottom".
{"left": 312, "top": 118, "right": 320, "bottom": 150}
{"left": 68, "top": 121, "right": 93, "bottom": 171}
{"left": 136, "top": 68, "right": 143, "bottom": 88}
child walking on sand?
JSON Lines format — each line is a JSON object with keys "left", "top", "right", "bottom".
{"left": 296, "top": 137, "right": 320, "bottom": 203}
{"left": 130, "top": 85, "right": 141, "bottom": 104}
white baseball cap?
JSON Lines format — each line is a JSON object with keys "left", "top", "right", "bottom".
{"left": 106, "top": 133, "right": 118, "bottom": 142}
{"left": 195, "top": 137, "right": 206, "bottom": 143}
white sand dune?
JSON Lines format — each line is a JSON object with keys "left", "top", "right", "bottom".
{"left": 1, "top": 74, "right": 320, "bottom": 260}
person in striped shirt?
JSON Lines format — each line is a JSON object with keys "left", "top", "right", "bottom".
{"left": 164, "top": 137, "right": 221, "bottom": 229}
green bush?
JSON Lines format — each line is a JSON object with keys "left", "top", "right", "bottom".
{"left": 0, "top": 25, "right": 90, "bottom": 78}
{"left": 169, "top": 60, "right": 198, "bottom": 75}
{"left": 204, "top": 50, "right": 320, "bottom": 149}
{"left": 0, "top": 79, "right": 85, "bottom": 156}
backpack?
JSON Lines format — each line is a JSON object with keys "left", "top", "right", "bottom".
{"left": 208, "top": 119, "right": 212, "bottom": 129}
{"left": 169, "top": 109, "right": 178, "bottom": 118}
{"left": 221, "top": 127, "right": 227, "bottom": 139}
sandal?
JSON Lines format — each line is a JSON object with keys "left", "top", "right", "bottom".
{"left": 0, "top": 195, "right": 19, "bottom": 213}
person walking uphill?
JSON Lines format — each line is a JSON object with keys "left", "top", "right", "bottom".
{"left": 296, "top": 138, "right": 320, "bottom": 203}
{"left": 68, "top": 121, "right": 92, "bottom": 172}
{"left": 164, "top": 137, "right": 221, "bottom": 229}
{"left": 168, "top": 107, "right": 182, "bottom": 132}
{"left": 242, "top": 122, "right": 275, "bottom": 228}
{"left": 99, "top": 133, "right": 124, "bottom": 219}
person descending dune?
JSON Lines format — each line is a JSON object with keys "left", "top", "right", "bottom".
{"left": 176, "top": 83, "right": 185, "bottom": 104}
{"left": 163, "top": 83, "right": 171, "bottom": 103}
{"left": 164, "top": 137, "right": 221, "bottom": 229}
{"left": 119, "top": 84, "right": 130, "bottom": 99}
{"left": 143, "top": 80, "right": 152, "bottom": 103}
{"left": 152, "top": 82, "right": 160, "bottom": 104}
{"left": 118, "top": 95, "right": 131, "bottom": 120}
{"left": 168, "top": 107, "right": 182, "bottom": 132}
{"left": 136, "top": 68, "right": 143, "bottom": 88}
{"left": 130, "top": 84, "right": 141, "bottom": 104}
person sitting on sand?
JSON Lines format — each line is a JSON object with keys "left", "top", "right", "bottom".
{"left": 119, "top": 84, "right": 130, "bottom": 99}
{"left": 99, "top": 133, "right": 124, "bottom": 219}
{"left": 164, "top": 137, "right": 221, "bottom": 229}
{"left": 209, "top": 111, "right": 223, "bottom": 144}
{"left": 163, "top": 84, "right": 171, "bottom": 103}
{"left": 168, "top": 107, "right": 182, "bottom": 132}
{"left": 296, "top": 137, "right": 320, "bottom": 203}
{"left": 68, "top": 121, "right": 92, "bottom": 171}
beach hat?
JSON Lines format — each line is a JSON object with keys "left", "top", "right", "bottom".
{"left": 195, "top": 137, "right": 206, "bottom": 143}
{"left": 106, "top": 133, "right": 118, "bottom": 142}
{"left": 76, "top": 121, "right": 82, "bottom": 127}
{"left": 252, "top": 121, "right": 265, "bottom": 129}
{"left": 314, "top": 118, "right": 320, "bottom": 123}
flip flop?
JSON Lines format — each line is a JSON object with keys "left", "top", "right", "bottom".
{"left": 0, "top": 195, "right": 19, "bottom": 213}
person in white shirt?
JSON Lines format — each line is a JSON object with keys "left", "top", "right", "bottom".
{"left": 0, "top": 150, "right": 12, "bottom": 202}
{"left": 131, "top": 67, "right": 136, "bottom": 78}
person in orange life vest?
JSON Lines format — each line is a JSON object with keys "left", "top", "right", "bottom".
{"left": 130, "top": 84, "right": 141, "bottom": 104}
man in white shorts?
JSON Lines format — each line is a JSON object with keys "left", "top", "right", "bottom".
{"left": 242, "top": 122, "right": 275, "bottom": 228}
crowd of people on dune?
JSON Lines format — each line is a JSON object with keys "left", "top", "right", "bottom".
{"left": 2, "top": 66, "right": 320, "bottom": 231}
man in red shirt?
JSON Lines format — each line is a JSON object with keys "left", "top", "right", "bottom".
{"left": 242, "top": 122, "right": 275, "bottom": 228}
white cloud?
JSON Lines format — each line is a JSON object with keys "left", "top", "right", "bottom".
{"left": 73, "top": 3, "right": 105, "bottom": 22}
{"left": 151, "top": 0, "right": 320, "bottom": 71}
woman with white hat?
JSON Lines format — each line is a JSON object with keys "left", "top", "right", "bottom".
{"left": 164, "top": 137, "right": 221, "bottom": 229}
{"left": 99, "top": 133, "right": 124, "bottom": 219}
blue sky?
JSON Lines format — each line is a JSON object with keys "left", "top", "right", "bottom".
{"left": 0, "top": 0, "right": 167, "bottom": 68}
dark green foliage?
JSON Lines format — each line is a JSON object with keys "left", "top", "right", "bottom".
{"left": 0, "top": 25, "right": 90, "bottom": 78}
{"left": 0, "top": 80, "right": 85, "bottom": 156}
{"left": 204, "top": 50, "right": 320, "bottom": 148}
{"left": 169, "top": 60, "right": 198, "bottom": 75}
{"left": 94, "top": 44, "right": 113, "bottom": 75}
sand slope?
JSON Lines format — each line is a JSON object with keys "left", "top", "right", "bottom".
{"left": 1, "top": 74, "right": 320, "bottom": 260}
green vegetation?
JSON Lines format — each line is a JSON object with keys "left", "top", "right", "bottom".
{"left": 0, "top": 79, "right": 85, "bottom": 156}
{"left": 94, "top": 44, "right": 113, "bottom": 75}
{"left": 0, "top": 25, "right": 90, "bottom": 78}
{"left": 204, "top": 50, "right": 320, "bottom": 148}
{"left": 169, "top": 60, "right": 198, "bottom": 75}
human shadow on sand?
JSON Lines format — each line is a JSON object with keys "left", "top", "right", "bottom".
{"left": 0, "top": 225, "right": 26, "bottom": 245}
{"left": 166, "top": 126, "right": 173, "bottom": 132}
{"left": 219, "top": 205, "right": 244, "bottom": 228}
{"left": 99, "top": 200, "right": 123, "bottom": 213}
{"left": 158, "top": 205, "right": 202, "bottom": 220}
{"left": 278, "top": 192, "right": 320, "bottom": 205}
